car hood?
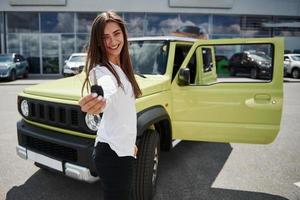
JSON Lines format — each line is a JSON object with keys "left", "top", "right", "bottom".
{"left": 22, "top": 73, "right": 170, "bottom": 101}
{"left": 65, "top": 62, "right": 85, "bottom": 68}
{"left": 0, "top": 62, "right": 12, "bottom": 68}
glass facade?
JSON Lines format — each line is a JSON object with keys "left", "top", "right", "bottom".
{"left": 2, "top": 12, "right": 300, "bottom": 75}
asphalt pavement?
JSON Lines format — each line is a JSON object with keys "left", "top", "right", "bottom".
{"left": 0, "top": 76, "right": 300, "bottom": 200}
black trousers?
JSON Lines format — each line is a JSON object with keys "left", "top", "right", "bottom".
{"left": 93, "top": 142, "right": 134, "bottom": 200}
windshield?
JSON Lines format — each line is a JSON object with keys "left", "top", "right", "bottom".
{"left": 291, "top": 55, "right": 300, "bottom": 61}
{"left": 69, "top": 55, "right": 86, "bottom": 62}
{"left": 0, "top": 55, "right": 13, "bottom": 63}
{"left": 129, "top": 40, "right": 168, "bottom": 75}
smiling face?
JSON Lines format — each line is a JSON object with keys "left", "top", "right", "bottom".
{"left": 103, "top": 21, "right": 124, "bottom": 65}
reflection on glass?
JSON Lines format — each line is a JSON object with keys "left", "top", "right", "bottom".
{"left": 76, "top": 34, "right": 89, "bottom": 52}
{"left": 7, "top": 12, "right": 39, "bottom": 33}
{"left": 61, "top": 34, "right": 75, "bottom": 66}
{"left": 213, "top": 15, "right": 241, "bottom": 35}
{"left": 124, "top": 13, "right": 145, "bottom": 37}
{"left": 174, "top": 14, "right": 209, "bottom": 39}
{"left": 41, "top": 12, "right": 74, "bottom": 33}
{"left": 42, "top": 35, "right": 59, "bottom": 74}
{"left": 22, "top": 34, "right": 40, "bottom": 73}
{"left": 214, "top": 44, "right": 273, "bottom": 81}
{"left": 272, "top": 17, "right": 300, "bottom": 36}
{"left": 7, "top": 34, "right": 20, "bottom": 53}
{"left": 76, "top": 13, "right": 98, "bottom": 33}
{"left": 146, "top": 14, "right": 179, "bottom": 36}
{"left": 129, "top": 40, "right": 168, "bottom": 75}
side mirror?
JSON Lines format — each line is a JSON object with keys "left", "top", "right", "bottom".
{"left": 177, "top": 68, "right": 190, "bottom": 86}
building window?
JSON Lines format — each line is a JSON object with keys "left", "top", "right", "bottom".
{"left": 241, "top": 16, "right": 272, "bottom": 37}
{"left": 41, "top": 12, "right": 74, "bottom": 33}
{"left": 7, "top": 34, "right": 20, "bottom": 53}
{"left": 177, "top": 14, "right": 209, "bottom": 39}
{"left": 76, "top": 34, "right": 89, "bottom": 53}
{"left": 124, "top": 13, "right": 145, "bottom": 37}
{"left": 7, "top": 12, "right": 39, "bottom": 33}
{"left": 272, "top": 16, "right": 300, "bottom": 37}
{"left": 212, "top": 15, "right": 241, "bottom": 37}
{"left": 76, "top": 12, "right": 98, "bottom": 33}
{"left": 146, "top": 13, "right": 179, "bottom": 36}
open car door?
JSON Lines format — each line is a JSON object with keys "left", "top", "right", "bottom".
{"left": 172, "top": 37, "right": 283, "bottom": 144}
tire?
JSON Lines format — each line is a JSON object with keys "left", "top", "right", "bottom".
{"left": 229, "top": 67, "right": 236, "bottom": 76}
{"left": 291, "top": 68, "right": 300, "bottom": 79}
{"left": 9, "top": 70, "right": 16, "bottom": 81}
{"left": 250, "top": 68, "right": 257, "bottom": 79}
{"left": 132, "top": 129, "right": 160, "bottom": 200}
{"left": 23, "top": 69, "right": 29, "bottom": 79}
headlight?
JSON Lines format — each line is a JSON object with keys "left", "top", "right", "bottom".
{"left": 21, "top": 100, "right": 29, "bottom": 117}
{"left": 85, "top": 113, "right": 101, "bottom": 131}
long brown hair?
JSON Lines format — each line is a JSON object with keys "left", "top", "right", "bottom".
{"left": 81, "top": 11, "right": 142, "bottom": 98}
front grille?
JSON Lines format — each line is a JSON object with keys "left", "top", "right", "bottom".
{"left": 27, "top": 136, "right": 77, "bottom": 162}
{"left": 19, "top": 97, "right": 96, "bottom": 135}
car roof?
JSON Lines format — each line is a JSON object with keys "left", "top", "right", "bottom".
{"left": 128, "top": 36, "right": 197, "bottom": 42}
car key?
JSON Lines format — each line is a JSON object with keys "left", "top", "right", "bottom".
{"left": 90, "top": 69, "right": 104, "bottom": 97}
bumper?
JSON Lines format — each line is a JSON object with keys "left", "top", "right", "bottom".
{"left": 17, "top": 120, "right": 98, "bottom": 182}
{"left": 63, "top": 68, "right": 79, "bottom": 75}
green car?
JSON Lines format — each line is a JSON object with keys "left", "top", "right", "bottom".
{"left": 16, "top": 36, "right": 284, "bottom": 200}
{"left": 0, "top": 53, "right": 29, "bottom": 81}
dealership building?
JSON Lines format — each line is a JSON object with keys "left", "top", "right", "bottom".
{"left": 0, "top": 0, "right": 300, "bottom": 76}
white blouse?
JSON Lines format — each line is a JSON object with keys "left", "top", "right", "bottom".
{"left": 90, "top": 63, "right": 137, "bottom": 157}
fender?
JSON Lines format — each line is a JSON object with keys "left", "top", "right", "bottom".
{"left": 136, "top": 105, "right": 172, "bottom": 150}
{"left": 137, "top": 106, "right": 171, "bottom": 137}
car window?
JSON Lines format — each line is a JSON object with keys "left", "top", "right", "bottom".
{"left": 197, "top": 43, "right": 274, "bottom": 84}
{"left": 69, "top": 55, "right": 86, "bottom": 62}
{"left": 291, "top": 55, "right": 300, "bottom": 61}
{"left": 129, "top": 40, "right": 168, "bottom": 75}
{"left": 202, "top": 48, "right": 213, "bottom": 72}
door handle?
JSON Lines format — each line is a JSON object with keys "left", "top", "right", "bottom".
{"left": 254, "top": 94, "right": 271, "bottom": 103}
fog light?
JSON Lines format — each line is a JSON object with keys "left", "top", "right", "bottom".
{"left": 21, "top": 100, "right": 29, "bottom": 117}
{"left": 85, "top": 113, "right": 101, "bottom": 131}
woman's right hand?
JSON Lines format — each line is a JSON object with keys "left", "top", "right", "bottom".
{"left": 78, "top": 93, "right": 106, "bottom": 114}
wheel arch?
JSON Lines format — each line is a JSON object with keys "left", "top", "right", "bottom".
{"left": 137, "top": 105, "right": 172, "bottom": 151}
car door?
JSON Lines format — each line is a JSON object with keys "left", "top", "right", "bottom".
{"left": 171, "top": 37, "right": 283, "bottom": 144}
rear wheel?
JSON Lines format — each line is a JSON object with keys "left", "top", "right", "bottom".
{"left": 132, "top": 129, "right": 160, "bottom": 200}
{"left": 292, "top": 68, "right": 300, "bottom": 79}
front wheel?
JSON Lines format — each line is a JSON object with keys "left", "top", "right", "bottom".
{"left": 292, "top": 68, "right": 300, "bottom": 79}
{"left": 132, "top": 129, "right": 160, "bottom": 200}
{"left": 250, "top": 68, "right": 257, "bottom": 79}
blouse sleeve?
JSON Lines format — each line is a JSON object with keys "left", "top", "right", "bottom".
{"left": 89, "top": 66, "right": 118, "bottom": 113}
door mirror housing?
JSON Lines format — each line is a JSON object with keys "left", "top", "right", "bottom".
{"left": 177, "top": 68, "right": 190, "bottom": 86}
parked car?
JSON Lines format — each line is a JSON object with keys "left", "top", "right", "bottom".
{"left": 229, "top": 51, "right": 272, "bottom": 79}
{"left": 0, "top": 53, "right": 29, "bottom": 81}
{"left": 16, "top": 36, "right": 283, "bottom": 200}
{"left": 284, "top": 54, "right": 300, "bottom": 79}
{"left": 63, "top": 53, "right": 87, "bottom": 77}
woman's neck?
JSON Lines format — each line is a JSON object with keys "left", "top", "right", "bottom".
{"left": 108, "top": 56, "right": 121, "bottom": 66}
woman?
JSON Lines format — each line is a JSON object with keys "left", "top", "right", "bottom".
{"left": 79, "top": 11, "right": 142, "bottom": 200}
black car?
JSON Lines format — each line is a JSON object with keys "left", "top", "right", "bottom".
{"left": 228, "top": 51, "right": 272, "bottom": 79}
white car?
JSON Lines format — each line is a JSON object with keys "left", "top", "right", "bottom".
{"left": 63, "top": 53, "right": 87, "bottom": 77}
{"left": 284, "top": 54, "right": 300, "bottom": 79}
